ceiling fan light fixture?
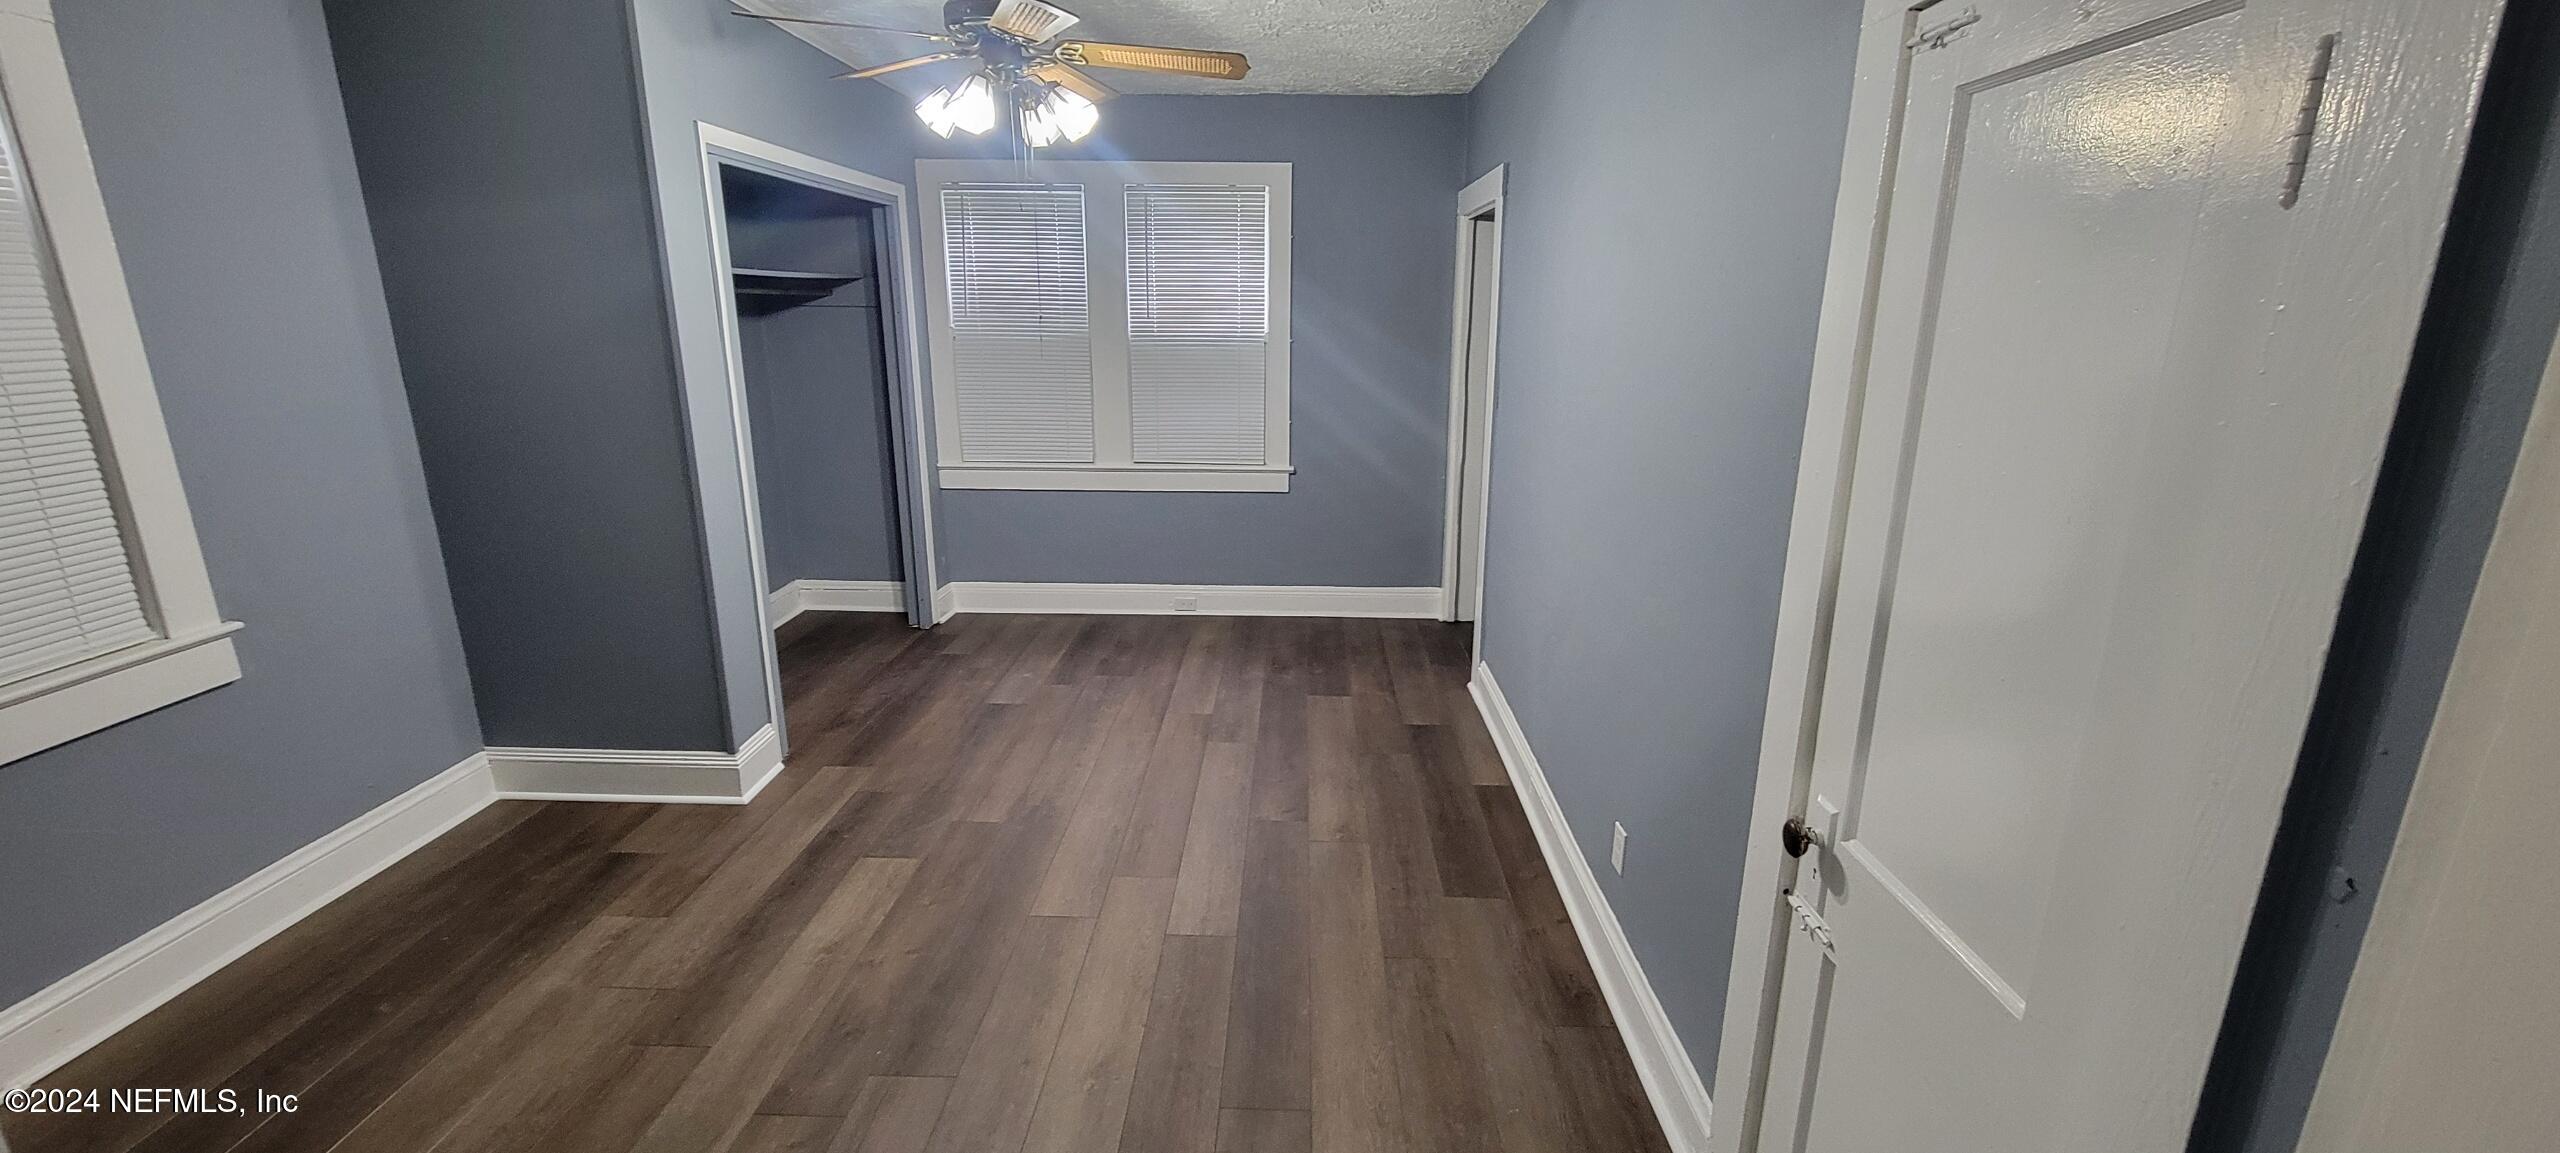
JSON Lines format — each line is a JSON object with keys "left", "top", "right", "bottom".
{"left": 1022, "top": 101, "right": 1063, "bottom": 148}
{"left": 1046, "top": 87, "right": 1098, "bottom": 142}
{"left": 915, "top": 85, "right": 960, "bottom": 137}
{"left": 948, "top": 72, "right": 999, "bottom": 136}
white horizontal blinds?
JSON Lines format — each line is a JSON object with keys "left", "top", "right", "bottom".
{"left": 0, "top": 93, "right": 152, "bottom": 686}
{"left": 1125, "top": 184, "right": 1270, "bottom": 465}
{"left": 941, "top": 182, "right": 1094, "bottom": 463}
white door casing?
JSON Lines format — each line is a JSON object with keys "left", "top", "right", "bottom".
{"left": 1718, "top": 1, "right": 2504, "bottom": 1151}
{"left": 1455, "top": 216, "right": 1499, "bottom": 623}
{"left": 697, "top": 124, "right": 945, "bottom": 755}
{"left": 1442, "top": 165, "right": 1505, "bottom": 628}
{"left": 2294, "top": 336, "right": 2560, "bottom": 1153}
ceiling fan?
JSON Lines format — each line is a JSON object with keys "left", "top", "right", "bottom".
{"left": 737, "top": 0, "right": 1252, "bottom": 145}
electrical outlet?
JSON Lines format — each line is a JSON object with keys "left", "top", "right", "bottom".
{"left": 1172, "top": 594, "right": 1200, "bottom": 612}
{"left": 1611, "top": 821, "right": 1628, "bottom": 875}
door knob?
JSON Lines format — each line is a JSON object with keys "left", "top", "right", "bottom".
{"left": 1781, "top": 815, "right": 1820, "bottom": 858}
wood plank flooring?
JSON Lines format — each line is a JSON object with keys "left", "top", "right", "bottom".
{"left": 10, "top": 614, "right": 1670, "bottom": 1153}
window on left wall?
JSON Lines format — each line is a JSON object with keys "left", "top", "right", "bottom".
{"left": 0, "top": 1, "right": 239, "bottom": 766}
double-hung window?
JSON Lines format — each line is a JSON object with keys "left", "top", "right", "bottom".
{"left": 919, "top": 160, "right": 1291, "bottom": 492}
{"left": 0, "top": 0, "right": 238, "bottom": 765}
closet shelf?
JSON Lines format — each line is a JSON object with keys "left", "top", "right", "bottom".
{"left": 731, "top": 267, "right": 863, "bottom": 313}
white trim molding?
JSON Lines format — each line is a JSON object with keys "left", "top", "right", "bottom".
{"left": 938, "top": 464, "right": 1291, "bottom": 493}
{"left": 1471, "top": 662, "right": 1714, "bottom": 1153}
{"left": 932, "top": 583, "right": 959, "bottom": 623}
{"left": 943, "top": 582, "right": 1440, "bottom": 619}
{"left": 0, "top": 624, "right": 241, "bottom": 766}
{"left": 0, "top": 750, "right": 498, "bottom": 1090}
{"left": 768, "top": 579, "right": 908, "bottom": 626}
{"left": 1440, "top": 165, "right": 1505, "bottom": 627}
{"left": 485, "top": 723, "right": 783, "bottom": 805}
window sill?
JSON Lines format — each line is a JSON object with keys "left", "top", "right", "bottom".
{"left": 0, "top": 623, "right": 243, "bottom": 765}
{"left": 939, "top": 465, "right": 1293, "bottom": 493}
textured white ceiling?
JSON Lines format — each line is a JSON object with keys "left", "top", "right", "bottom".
{"left": 734, "top": 0, "right": 1546, "bottom": 96}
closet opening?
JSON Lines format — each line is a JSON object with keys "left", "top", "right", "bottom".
{"left": 703, "top": 134, "right": 937, "bottom": 754}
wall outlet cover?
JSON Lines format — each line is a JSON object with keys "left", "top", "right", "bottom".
{"left": 1172, "top": 595, "right": 1200, "bottom": 611}
{"left": 1611, "top": 821, "right": 1628, "bottom": 875}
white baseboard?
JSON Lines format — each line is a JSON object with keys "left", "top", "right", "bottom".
{"left": 768, "top": 579, "right": 906, "bottom": 627}
{"left": 485, "top": 723, "right": 782, "bottom": 805}
{"left": 933, "top": 582, "right": 958, "bottom": 623}
{"left": 941, "top": 581, "right": 1442, "bottom": 618}
{"left": 1470, "top": 662, "right": 1714, "bottom": 1153}
{"left": 0, "top": 750, "right": 499, "bottom": 1091}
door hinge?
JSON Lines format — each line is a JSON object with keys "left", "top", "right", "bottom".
{"left": 1908, "top": 8, "right": 1982, "bottom": 51}
{"left": 2280, "top": 33, "right": 2339, "bottom": 208}
{"left": 1785, "top": 888, "right": 1838, "bottom": 957}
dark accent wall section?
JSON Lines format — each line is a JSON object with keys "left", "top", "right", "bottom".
{"left": 1460, "top": 0, "right": 1862, "bottom": 1082}
{"left": 0, "top": 0, "right": 483, "bottom": 1006}
{"left": 725, "top": 170, "right": 904, "bottom": 590}
{"left": 921, "top": 95, "right": 1467, "bottom": 587}
{"left": 2189, "top": 5, "right": 2560, "bottom": 1149}
{"left": 325, "top": 0, "right": 727, "bottom": 750}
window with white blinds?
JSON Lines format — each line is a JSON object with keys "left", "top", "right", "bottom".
{"left": 0, "top": 90, "right": 152, "bottom": 686}
{"left": 1125, "top": 184, "right": 1269, "bottom": 466}
{"left": 940, "top": 183, "right": 1093, "bottom": 463}
{"left": 0, "top": 17, "right": 235, "bottom": 767}
{"left": 919, "top": 160, "right": 1290, "bottom": 492}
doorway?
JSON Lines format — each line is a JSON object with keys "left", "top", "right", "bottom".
{"left": 722, "top": 167, "right": 907, "bottom": 623}
{"left": 1711, "top": 2, "right": 2505, "bottom": 1151}
{"left": 1441, "top": 166, "right": 1505, "bottom": 631}
{"left": 700, "top": 128, "right": 938, "bottom": 754}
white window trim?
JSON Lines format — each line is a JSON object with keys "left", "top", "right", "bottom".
{"left": 917, "top": 159, "right": 1292, "bottom": 493}
{"left": 0, "top": 0, "right": 239, "bottom": 766}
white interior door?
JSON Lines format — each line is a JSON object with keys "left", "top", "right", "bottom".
{"left": 1455, "top": 214, "right": 1499, "bottom": 622}
{"left": 1749, "top": 1, "right": 2499, "bottom": 1151}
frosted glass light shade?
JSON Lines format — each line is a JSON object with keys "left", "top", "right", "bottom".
{"left": 1050, "top": 88, "right": 1098, "bottom": 142}
{"left": 948, "top": 73, "right": 998, "bottom": 136}
{"left": 915, "top": 86, "right": 959, "bottom": 138}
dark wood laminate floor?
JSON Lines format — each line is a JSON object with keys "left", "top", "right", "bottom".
{"left": 13, "top": 614, "right": 1671, "bottom": 1153}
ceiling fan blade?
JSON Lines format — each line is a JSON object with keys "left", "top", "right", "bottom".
{"left": 988, "top": 0, "right": 1080, "bottom": 44}
{"left": 838, "top": 51, "right": 969, "bottom": 80}
{"left": 1053, "top": 41, "right": 1250, "bottom": 80}
{"left": 1028, "top": 61, "right": 1117, "bottom": 102}
{"left": 732, "top": 12, "right": 951, "bottom": 41}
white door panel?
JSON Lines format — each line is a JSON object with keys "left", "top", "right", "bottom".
{"left": 1748, "top": 0, "right": 2502, "bottom": 1151}
{"left": 1845, "top": 0, "right": 2248, "bottom": 1015}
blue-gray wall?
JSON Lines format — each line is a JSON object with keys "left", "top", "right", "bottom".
{"left": 726, "top": 170, "right": 904, "bottom": 590}
{"left": 743, "top": 298, "right": 905, "bottom": 589}
{"left": 2190, "top": 3, "right": 2560, "bottom": 1148}
{"left": 326, "top": 0, "right": 729, "bottom": 751}
{"left": 1461, "top": 0, "right": 1862, "bottom": 1082}
{"left": 724, "top": 164, "right": 877, "bottom": 273}
{"left": 922, "top": 95, "right": 1466, "bottom": 587}
{"left": 0, "top": 0, "right": 483, "bottom": 1006}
